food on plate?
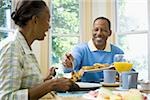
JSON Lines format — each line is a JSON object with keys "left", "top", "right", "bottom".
{"left": 70, "top": 63, "right": 109, "bottom": 82}
{"left": 82, "top": 63, "right": 109, "bottom": 70}
{"left": 97, "top": 87, "right": 114, "bottom": 100}
{"left": 81, "top": 66, "right": 93, "bottom": 70}
{"left": 70, "top": 69, "right": 84, "bottom": 82}
{"left": 84, "top": 88, "right": 147, "bottom": 100}
{"left": 93, "top": 63, "right": 110, "bottom": 68}
{"left": 122, "top": 89, "right": 145, "bottom": 100}
{"left": 110, "top": 94, "right": 122, "bottom": 100}
{"left": 88, "top": 90, "right": 99, "bottom": 98}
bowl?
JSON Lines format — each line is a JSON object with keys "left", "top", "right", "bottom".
{"left": 139, "top": 80, "right": 150, "bottom": 90}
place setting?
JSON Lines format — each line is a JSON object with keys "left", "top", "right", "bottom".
{"left": 100, "top": 69, "right": 120, "bottom": 87}
{"left": 113, "top": 54, "right": 135, "bottom": 91}
{"left": 115, "top": 71, "right": 138, "bottom": 91}
{"left": 138, "top": 80, "right": 150, "bottom": 93}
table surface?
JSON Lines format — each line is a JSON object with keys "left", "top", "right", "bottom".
{"left": 40, "top": 86, "right": 150, "bottom": 100}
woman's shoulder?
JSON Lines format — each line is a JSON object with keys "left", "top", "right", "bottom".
{"left": 0, "top": 36, "right": 23, "bottom": 55}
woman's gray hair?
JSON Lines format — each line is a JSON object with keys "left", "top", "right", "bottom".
{"left": 11, "top": 0, "right": 47, "bottom": 27}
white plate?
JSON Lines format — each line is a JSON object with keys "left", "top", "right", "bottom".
{"left": 83, "top": 66, "right": 114, "bottom": 72}
{"left": 101, "top": 82, "right": 120, "bottom": 87}
{"left": 82, "top": 93, "right": 97, "bottom": 100}
{"left": 138, "top": 87, "right": 150, "bottom": 91}
{"left": 115, "top": 87, "right": 128, "bottom": 91}
{"left": 76, "top": 82, "right": 101, "bottom": 89}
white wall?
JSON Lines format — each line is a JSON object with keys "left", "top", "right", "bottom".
{"left": 31, "top": 0, "right": 50, "bottom": 76}
{"left": 92, "top": 0, "right": 115, "bottom": 44}
{"left": 92, "top": 0, "right": 107, "bottom": 22}
{"left": 147, "top": 0, "right": 150, "bottom": 81}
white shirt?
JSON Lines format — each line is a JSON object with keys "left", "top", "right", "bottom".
{"left": 88, "top": 39, "right": 111, "bottom": 52}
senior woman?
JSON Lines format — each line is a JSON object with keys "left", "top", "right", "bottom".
{"left": 0, "top": 0, "right": 74, "bottom": 99}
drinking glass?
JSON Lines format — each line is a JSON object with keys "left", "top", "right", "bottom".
{"left": 113, "top": 54, "right": 133, "bottom": 88}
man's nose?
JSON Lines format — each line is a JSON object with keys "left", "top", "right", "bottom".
{"left": 97, "top": 29, "right": 103, "bottom": 36}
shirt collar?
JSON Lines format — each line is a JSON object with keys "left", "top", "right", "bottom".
{"left": 88, "top": 39, "right": 111, "bottom": 52}
{"left": 15, "top": 29, "right": 33, "bottom": 54}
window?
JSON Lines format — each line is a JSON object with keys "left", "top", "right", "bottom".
{"left": 0, "top": 0, "right": 12, "bottom": 41}
{"left": 49, "top": 0, "right": 80, "bottom": 67}
{"left": 115, "top": 0, "right": 148, "bottom": 80}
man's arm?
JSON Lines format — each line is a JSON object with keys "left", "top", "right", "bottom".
{"left": 62, "top": 43, "right": 84, "bottom": 73}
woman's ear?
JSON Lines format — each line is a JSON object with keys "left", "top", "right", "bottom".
{"left": 32, "top": 16, "right": 37, "bottom": 24}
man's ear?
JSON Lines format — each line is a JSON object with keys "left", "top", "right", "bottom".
{"left": 108, "top": 30, "right": 112, "bottom": 36}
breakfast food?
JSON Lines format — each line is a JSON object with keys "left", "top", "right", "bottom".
{"left": 70, "top": 69, "right": 84, "bottom": 82}
{"left": 122, "top": 89, "right": 145, "bottom": 100}
{"left": 94, "top": 63, "right": 110, "bottom": 68}
{"left": 70, "top": 63, "right": 109, "bottom": 82}
{"left": 81, "top": 66, "right": 93, "bottom": 70}
{"left": 97, "top": 87, "right": 113, "bottom": 100}
{"left": 85, "top": 88, "right": 147, "bottom": 100}
{"left": 82, "top": 63, "right": 109, "bottom": 70}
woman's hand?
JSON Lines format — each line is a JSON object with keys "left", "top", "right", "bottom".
{"left": 44, "top": 67, "right": 57, "bottom": 81}
{"left": 29, "top": 77, "right": 72, "bottom": 99}
{"left": 49, "top": 77, "right": 73, "bottom": 92}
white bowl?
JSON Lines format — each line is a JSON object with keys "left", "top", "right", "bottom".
{"left": 139, "top": 81, "right": 150, "bottom": 90}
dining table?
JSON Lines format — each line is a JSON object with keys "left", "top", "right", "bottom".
{"left": 39, "top": 83, "right": 150, "bottom": 100}
{"left": 39, "top": 92, "right": 88, "bottom": 100}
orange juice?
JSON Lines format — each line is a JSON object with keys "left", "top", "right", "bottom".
{"left": 113, "top": 62, "right": 133, "bottom": 73}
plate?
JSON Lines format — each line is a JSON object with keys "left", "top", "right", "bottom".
{"left": 76, "top": 82, "right": 101, "bottom": 90}
{"left": 101, "top": 82, "right": 120, "bottom": 87}
{"left": 138, "top": 87, "right": 150, "bottom": 91}
{"left": 82, "top": 93, "right": 97, "bottom": 100}
{"left": 83, "top": 66, "right": 114, "bottom": 72}
{"left": 115, "top": 87, "right": 128, "bottom": 91}
{"left": 82, "top": 89, "right": 99, "bottom": 100}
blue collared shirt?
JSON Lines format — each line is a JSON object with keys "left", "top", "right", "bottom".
{"left": 64, "top": 39, "right": 124, "bottom": 83}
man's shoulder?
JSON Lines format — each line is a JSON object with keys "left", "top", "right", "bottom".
{"left": 72, "top": 42, "right": 89, "bottom": 53}
{"left": 75, "top": 42, "right": 88, "bottom": 48}
{"left": 111, "top": 44, "right": 120, "bottom": 48}
{"left": 110, "top": 44, "right": 124, "bottom": 53}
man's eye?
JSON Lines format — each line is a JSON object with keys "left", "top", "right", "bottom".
{"left": 101, "top": 29, "right": 108, "bottom": 33}
{"left": 103, "top": 30, "right": 108, "bottom": 32}
{"left": 94, "top": 28, "right": 98, "bottom": 31}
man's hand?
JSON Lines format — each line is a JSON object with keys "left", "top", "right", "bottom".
{"left": 62, "top": 53, "right": 74, "bottom": 68}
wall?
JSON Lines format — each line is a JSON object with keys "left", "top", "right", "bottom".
{"left": 91, "top": 0, "right": 115, "bottom": 46}
{"left": 80, "top": 0, "right": 92, "bottom": 42}
{"left": 32, "top": 0, "right": 50, "bottom": 77}
{"left": 148, "top": 0, "right": 150, "bottom": 80}
{"left": 92, "top": 0, "right": 107, "bottom": 21}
